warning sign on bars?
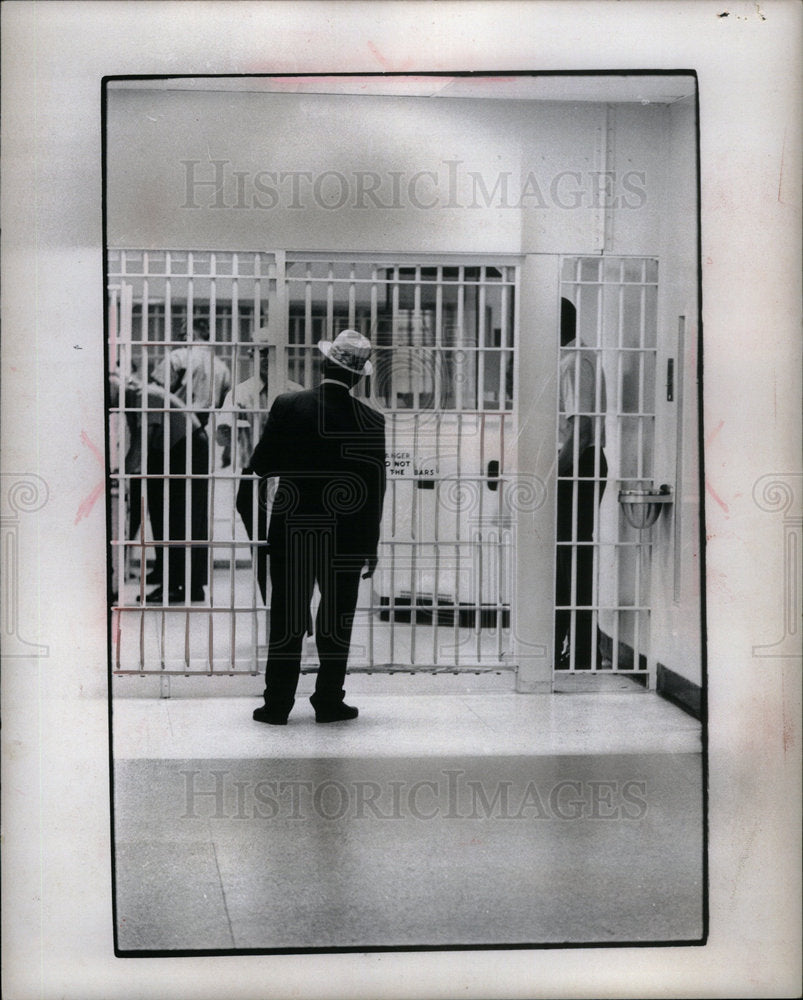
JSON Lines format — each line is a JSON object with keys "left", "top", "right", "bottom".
{"left": 385, "top": 450, "right": 437, "bottom": 480}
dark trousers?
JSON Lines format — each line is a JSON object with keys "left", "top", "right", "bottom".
{"left": 128, "top": 474, "right": 143, "bottom": 542}
{"left": 126, "top": 473, "right": 149, "bottom": 583}
{"left": 146, "top": 428, "right": 210, "bottom": 593}
{"left": 235, "top": 474, "right": 269, "bottom": 603}
{"left": 264, "top": 527, "right": 363, "bottom": 715}
{"left": 555, "top": 448, "right": 607, "bottom": 667}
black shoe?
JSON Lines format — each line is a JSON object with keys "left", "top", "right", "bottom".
{"left": 312, "top": 701, "right": 359, "bottom": 724}
{"left": 253, "top": 705, "right": 289, "bottom": 726}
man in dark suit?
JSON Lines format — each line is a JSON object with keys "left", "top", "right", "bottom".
{"left": 246, "top": 330, "right": 386, "bottom": 725}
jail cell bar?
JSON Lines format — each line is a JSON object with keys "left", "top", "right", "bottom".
{"left": 285, "top": 259, "right": 517, "bottom": 673}
{"left": 108, "top": 250, "right": 281, "bottom": 674}
{"left": 556, "top": 256, "right": 659, "bottom": 680}
{"left": 108, "top": 251, "right": 519, "bottom": 675}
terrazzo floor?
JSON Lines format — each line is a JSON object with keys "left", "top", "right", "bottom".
{"left": 111, "top": 689, "right": 704, "bottom": 952}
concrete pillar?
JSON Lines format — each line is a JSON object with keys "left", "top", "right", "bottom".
{"left": 513, "top": 255, "right": 559, "bottom": 692}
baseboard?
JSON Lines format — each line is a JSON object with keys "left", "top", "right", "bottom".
{"left": 111, "top": 670, "right": 517, "bottom": 699}
{"left": 656, "top": 663, "right": 702, "bottom": 720}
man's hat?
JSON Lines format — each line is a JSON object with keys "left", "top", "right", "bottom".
{"left": 318, "top": 329, "right": 372, "bottom": 376}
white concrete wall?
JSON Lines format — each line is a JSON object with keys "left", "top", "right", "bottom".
{"left": 107, "top": 89, "right": 660, "bottom": 258}
{"left": 650, "top": 101, "right": 703, "bottom": 688}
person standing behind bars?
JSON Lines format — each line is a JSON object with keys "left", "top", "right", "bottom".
{"left": 111, "top": 366, "right": 202, "bottom": 593}
{"left": 145, "top": 314, "right": 231, "bottom": 603}
{"left": 555, "top": 298, "right": 607, "bottom": 669}
{"left": 217, "top": 324, "right": 303, "bottom": 602}
{"left": 247, "top": 330, "right": 386, "bottom": 725}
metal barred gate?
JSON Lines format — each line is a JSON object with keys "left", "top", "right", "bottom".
{"left": 107, "top": 249, "right": 669, "bottom": 684}
{"left": 555, "top": 256, "right": 664, "bottom": 685}
{"left": 108, "top": 250, "right": 519, "bottom": 676}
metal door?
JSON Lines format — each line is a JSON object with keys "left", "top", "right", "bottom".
{"left": 555, "top": 256, "right": 667, "bottom": 685}
{"left": 284, "top": 256, "right": 519, "bottom": 673}
{"left": 107, "top": 250, "right": 519, "bottom": 675}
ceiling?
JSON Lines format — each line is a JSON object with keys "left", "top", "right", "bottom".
{"left": 108, "top": 73, "right": 696, "bottom": 105}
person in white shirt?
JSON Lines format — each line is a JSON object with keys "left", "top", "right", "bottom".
{"left": 145, "top": 314, "right": 232, "bottom": 603}
{"left": 218, "top": 324, "right": 303, "bottom": 601}
{"left": 155, "top": 315, "right": 232, "bottom": 424}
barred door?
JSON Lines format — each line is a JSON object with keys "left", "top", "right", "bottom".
{"left": 555, "top": 256, "right": 664, "bottom": 684}
{"left": 108, "top": 250, "right": 519, "bottom": 675}
{"left": 285, "top": 257, "right": 518, "bottom": 672}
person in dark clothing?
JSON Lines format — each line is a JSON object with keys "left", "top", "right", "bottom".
{"left": 145, "top": 418, "right": 210, "bottom": 602}
{"left": 111, "top": 368, "right": 201, "bottom": 595}
{"left": 555, "top": 298, "right": 608, "bottom": 669}
{"left": 246, "top": 330, "right": 386, "bottom": 725}
{"left": 223, "top": 323, "right": 303, "bottom": 603}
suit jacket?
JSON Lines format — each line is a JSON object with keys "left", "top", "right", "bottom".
{"left": 219, "top": 374, "right": 304, "bottom": 475}
{"left": 246, "top": 383, "right": 386, "bottom": 559}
